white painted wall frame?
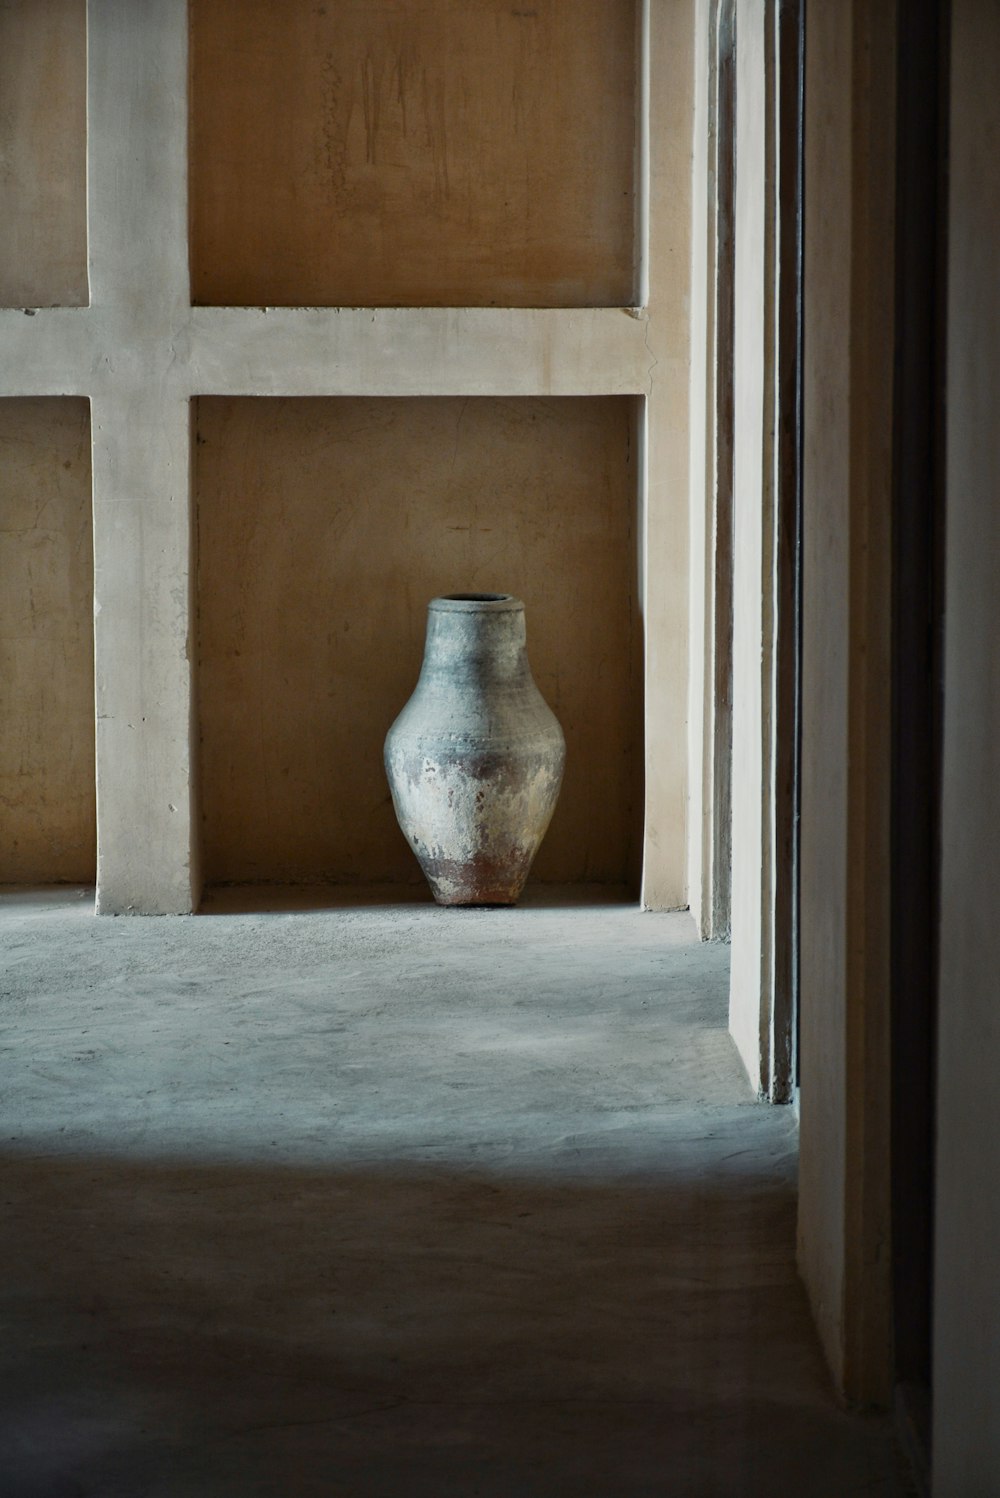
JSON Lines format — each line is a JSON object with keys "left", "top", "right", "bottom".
{"left": 0, "top": 0, "right": 695, "bottom": 915}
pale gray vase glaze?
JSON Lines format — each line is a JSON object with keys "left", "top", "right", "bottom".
{"left": 384, "top": 594, "right": 565, "bottom": 906}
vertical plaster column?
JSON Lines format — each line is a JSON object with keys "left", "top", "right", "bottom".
{"left": 642, "top": 0, "right": 695, "bottom": 910}
{"left": 88, "top": 0, "right": 198, "bottom": 913}
{"left": 728, "top": 0, "right": 770, "bottom": 1093}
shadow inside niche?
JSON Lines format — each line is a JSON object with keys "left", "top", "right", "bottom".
{"left": 196, "top": 882, "right": 636, "bottom": 916}
{"left": 0, "top": 1153, "right": 904, "bottom": 1498}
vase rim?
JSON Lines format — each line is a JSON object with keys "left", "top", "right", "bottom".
{"left": 430, "top": 593, "right": 523, "bottom": 613}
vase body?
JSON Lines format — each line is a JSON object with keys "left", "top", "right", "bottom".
{"left": 384, "top": 594, "right": 565, "bottom": 906}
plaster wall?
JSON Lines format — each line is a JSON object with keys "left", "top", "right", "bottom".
{"left": 0, "top": 398, "right": 94, "bottom": 881}
{"left": 797, "top": 0, "right": 894, "bottom": 1404}
{"left": 728, "top": 0, "right": 768, "bottom": 1092}
{"left": 0, "top": 0, "right": 87, "bottom": 308}
{"left": 0, "top": 0, "right": 695, "bottom": 914}
{"left": 933, "top": 3, "right": 1000, "bottom": 1485}
{"left": 190, "top": 0, "right": 638, "bottom": 309}
{"left": 196, "top": 396, "right": 641, "bottom": 889}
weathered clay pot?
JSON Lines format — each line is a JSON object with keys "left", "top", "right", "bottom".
{"left": 384, "top": 594, "right": 565, "bottom": 906}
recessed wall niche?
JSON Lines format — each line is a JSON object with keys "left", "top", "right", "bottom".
{"left": 0, "top": 399, "right": 95, "bottom": 882}
{"left": 195, "top": 396, "right": 642, "bottom": 890}
{"left": 0, "top": 0, "right": 88, "bottom": 308}
{"left": 189, "top": 0, "right": 639, "bottom": 307}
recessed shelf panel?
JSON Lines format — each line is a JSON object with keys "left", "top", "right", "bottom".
{"left": 196, "top": 396, "right": 641, "bottom": 888}
{"left": 190, "top": 0, "right": 638, "bottom": 308}
{"left": 0, "top": 399, "right": 95, "bottom": 881}
{"left": 0, "top": 0, "right": 88, "bottom": 308}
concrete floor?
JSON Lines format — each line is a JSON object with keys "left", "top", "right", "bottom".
{"left": 0, "top": 888, "right": 910, "bottom": 1497}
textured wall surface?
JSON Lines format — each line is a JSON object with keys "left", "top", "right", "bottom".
{"left": 0, "top": 0, "right": 88, "bottom": 307}
{"left": 797, "top": 0, "right": 895, "bottom": 1404}
{"left": 0, "top": 398, "right": 94, "bottom": 880}
{"left": 933, "top": 2, "right": 1000, "bottom": 1487}
{"left": 196, "top": 395, "right": 641, "bottom": 887}
{"left": 189, "top": 0, "right": 638, "bottom": 307}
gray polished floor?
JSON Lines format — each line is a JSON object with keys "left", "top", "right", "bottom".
{"left": 1, "top": 889, "right": 911, "bottom": 1496}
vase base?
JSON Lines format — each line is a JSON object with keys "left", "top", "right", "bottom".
{"left": 419, "top": 850, "right": 532, "bottom": 909}
{"left": 433, "top": 896, "right": 518, "bottom": 909}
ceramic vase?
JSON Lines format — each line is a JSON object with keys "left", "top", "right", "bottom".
{"left": 384, "top": 593, "right": 565, "bottom": 906}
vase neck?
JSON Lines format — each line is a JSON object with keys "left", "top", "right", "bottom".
{"left": 421, "top": 604, "right": 529, "bottom": 685}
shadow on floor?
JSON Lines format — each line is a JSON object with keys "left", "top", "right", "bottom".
{"left": 196, "top": 883, "right": 636, "bottom": 916}
{"left": 0, "top": 1152, "right": 910, "bottom": 1498}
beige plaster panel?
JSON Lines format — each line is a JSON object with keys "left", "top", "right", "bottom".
{"left": 190, "top": 0, "right": 637, "bottom": 308}
{"left": 797, "top": 0, "right": 895, "bottom": 1405}
{"left": 0, "top": 398, "right": 94, "bottom": 880}
{"left": 0, "top": 0, "right": 87, "bottom": 308}
{"left": 196, "top": 396, "right": 641, "bottom": 888}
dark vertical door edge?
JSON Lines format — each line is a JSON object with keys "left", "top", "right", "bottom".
{"left": 711, "top": 0, "right": 736, "bottom": 941}
{"left": 772, "top": 0, "right": 803, "bottom": 1102}
{"left": 793, "top": 0, "right": 805, "bottom": 1094}
{"left": 890, "top": 0, "right": 949, "bottom": 1484}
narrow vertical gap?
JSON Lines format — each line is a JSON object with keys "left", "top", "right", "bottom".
{"left": 699, "top": 0, "right": 721, "bottom": 933}
{"left": 770, "top": 0, "right": 804, "bottom": 1102}
{"left": 636, "top": 0, "right": 651, "bottom": 307}
{"left": 637, "top": 391, "right": 652, "bottom": 906}
{"left": 188, "top": 398, "right": 203, "bottom": 910}
{"left": 83, "top": 0, "right": 92, "bottom": 307}
{"left": 630, "top": 395, "right": 647, "bottom": 897}
{"left": 792, "top": 0, "right": 806, "bottom": 1093}
{"left": 890, "top": 0, "right": 949, "bottom": 1482}
{"left": 710, "top": 0, "right": 736, "bottom": 940}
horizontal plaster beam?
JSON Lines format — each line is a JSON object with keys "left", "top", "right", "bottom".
{"left": 0, "top": 306, "right": 654, "bottom": 401}
{"left": 183, "top": 306, "right": 654, "bottom": 397}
